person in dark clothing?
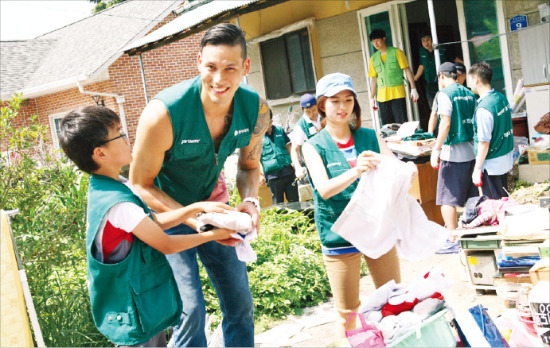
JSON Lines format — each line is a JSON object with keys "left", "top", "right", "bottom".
{"left": 260, "top": 110, "right": 299, "bottom": 204}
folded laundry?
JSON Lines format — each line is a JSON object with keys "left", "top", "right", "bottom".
{"left": 197, "top": 211, "right": 257, "bottom": 262}
{"left": 379, "top": 311, "right": 423, "bottom": 344}
{"left": 332, "top": 156, "right": 448, "bottom": 261}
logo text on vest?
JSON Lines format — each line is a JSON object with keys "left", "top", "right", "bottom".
{"left": 181, "top": 139, "right": 201, "bottom": 144}
{"left": 234, "top": 128, "right": 250, "bottom": 136}
{"left": 327, "top": 162, "right": 340, "bottom": 168}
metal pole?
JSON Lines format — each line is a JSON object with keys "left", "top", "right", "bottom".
{"left": 427, "top": 0, "right": 441, "bottom": 70}
{"left": 138, "top": 53, "right": 150, "bottom": 103}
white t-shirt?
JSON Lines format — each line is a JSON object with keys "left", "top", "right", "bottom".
{"left": 437, "top": 92, "right": 475, "bottom": 163}
{"left": 93, "top": 178, "right": 148, "bottom": 264}
{"left": 289, "top": 114, "right": 321, "bottom": 146}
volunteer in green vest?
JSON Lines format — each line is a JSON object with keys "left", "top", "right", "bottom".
{"left": 302, "top": 73, "right": 402, "bottom": 342}
{"left": 368, "top": 29, "right": 419, "bottom": 125}
{"left": 58, "top": 106, "right": 235, "bottom": 346}
{"left": 430, "top": 62, "right": 477, "bottom": 252}
{"left": 414, "top": 30, "right": 447, "bottom": 108}
{"left": 469, "top": 61, "right": 514, "bottom": 199}
{"left": 129, "top": 24, "right": 269, "bottom": 347}
{"left": 260, "top": 109, "right": 299, "bottom": 204}
{"left": 290, "top": 93, "right": 321, "bottom": 179}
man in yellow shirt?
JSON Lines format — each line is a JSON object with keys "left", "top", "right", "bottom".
{"left": 368, "top": 29, "right": 418, "bottom": 125}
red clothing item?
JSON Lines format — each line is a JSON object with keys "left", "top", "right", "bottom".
{"left": 381, "top": 292, "right": 444, "bottom": 317}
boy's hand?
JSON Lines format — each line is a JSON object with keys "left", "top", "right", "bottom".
{"left": 210, "top": 228, "right": 237, "bottom": 241}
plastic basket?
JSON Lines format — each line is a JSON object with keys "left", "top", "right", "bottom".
{"left": 388, "top": 310, "right": 457, "bottom": 347}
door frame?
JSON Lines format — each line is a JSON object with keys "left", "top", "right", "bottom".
{"left": 456, "top": 0, "right": 513, "bottom": 101}
{"left": 357, "top": 0, "right": 416, "bottom": 131}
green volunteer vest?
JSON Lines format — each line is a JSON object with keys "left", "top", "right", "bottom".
{"left": 261, "top": 125, "right": 292, "bottom": 174}
{"left": 86, "top": 175, "right": 182, "bottom": 345}
{"left": 474, "top": 91, "right": 514, "bottom": 159}
{"left": 419, "top": 46, "right": 446, "bottom": 89}
{"left": 439, "top": 82, "right": 476, "bottom": 146}
{"left": 154, "top": 76, "right": 260, "bottom": 206}
{"left": 372, "top": 46, "right": 404, "bottom": 89}
{"left": 296, "top": 116, "right": 319, "bottom": 140}
{"left": 307, "top": 127, "right": 380, "bottom": 249}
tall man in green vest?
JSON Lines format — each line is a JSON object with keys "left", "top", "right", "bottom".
{"left": 430, "top": 62, "right": 477, "bottom": 251}
{"left": 260, "top": 110, "right": 299, "bottom": 204}
{"left": 468, "top": 61, "right": 514, "bottom": 199}
{"left": 130, "top": 23, "right": 269, "bottom": 347}
{"left": 368, "top": 29, "right": 419, "bottom": 125}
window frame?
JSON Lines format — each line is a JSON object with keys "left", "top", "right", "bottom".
{"left": 251, "top": 18, "right": 317, "bottom": 103}
{"left": 48, "top": 112, "right": 66, "bottom": 150}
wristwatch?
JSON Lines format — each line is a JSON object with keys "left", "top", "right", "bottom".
{"left": 242, "top": 197, "right": 260, "bottom": 211}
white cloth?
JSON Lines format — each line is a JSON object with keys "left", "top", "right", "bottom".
{"left": 197, "top": 211, "right": 257, "bottom": 262}
{"left": 332, "top": 156, "right": 449, "bottom": 261}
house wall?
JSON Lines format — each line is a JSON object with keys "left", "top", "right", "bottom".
{"left": 10, "top": 29, "right": 202, "bottom": 149}
{"left": 502, "top": 0, "right": 547, "bottom": 93}
{"left": 241, "top": 0, "right": 383, "bottom": 128}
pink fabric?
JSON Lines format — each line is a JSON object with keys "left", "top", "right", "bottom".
{"left": 346, "top": 312, "right": 386, "bottom": 347}
{"left": 207, "top": 171, "right": 230, "bottom": 203}
{"left": 464, "top": 197, "right": 519, "bottom": 228}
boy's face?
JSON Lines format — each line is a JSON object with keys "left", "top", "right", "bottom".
{"left": 303, "top": 105, "right": 318, "bottom": 120}
{"left": 370, "top": 37, "right": 386, "bottom": 50}
{"left": 468, "top": 73, "right": 480, "bottom": 94}
{"left": 198, "top": 43, "right": 251, "bottom": 107}
{"left": 421, "top": 36, "right": 433, "bottom": 50}
{"left": 101, "top": 125, "right": 132, "bottom": 167}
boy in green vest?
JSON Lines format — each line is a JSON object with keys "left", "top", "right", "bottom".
{"left": 430, "top": 62, "right": 477, "bottom": 250}
{"left": 468, "top": 61, "right": 514, "bottom": 199}
{"left": 368, "top": 29, "right": 419, "bottom": 125}
{"left": 290, "top": 93, "right": 320, "bottom": 179}
{"left": 260, "top": 109, "right": 299, "bottom": 204}
{"left": 58, "top": 106, "right": 234, "bottom": 347}
{"left": 129, "top": 23, "right": 268, "bottom": 347}
{"left": 414, "top": 31, "right": 446, "bottom": 108}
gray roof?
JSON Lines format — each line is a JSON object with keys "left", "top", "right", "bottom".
{"left": 1, "top": 0, "right": 180, "bottom": 98}
{"left": 124, "top": 0, "right": 287, "bottom": 56}
{"left": 1, "top": 40, "right": 56, "bottom": 98}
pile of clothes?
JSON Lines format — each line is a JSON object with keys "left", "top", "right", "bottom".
{"left": 353, "top": 268, "right": 454, "bottom": 346}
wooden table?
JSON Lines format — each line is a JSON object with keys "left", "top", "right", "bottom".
{"left": 408, "top": 161, "right": 444, "bottom": 225}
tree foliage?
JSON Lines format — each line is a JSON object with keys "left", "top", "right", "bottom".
{"left": 89, "top": 0, "right": 127, "bottom": 13}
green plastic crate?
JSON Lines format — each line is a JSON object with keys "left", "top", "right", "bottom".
{"left": 388, "top": 310, "right": 456, "bottom": 347}
{"left": 460, "top": 238, "right": 502, "bottom": 250}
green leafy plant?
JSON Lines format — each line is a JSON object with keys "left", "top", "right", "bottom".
{"left": 1, "top": 95, "right": 109, "bottom": 347}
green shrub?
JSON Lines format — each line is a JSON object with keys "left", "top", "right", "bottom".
{"left": 1, "top": 95, "right": 109, "bottom": 347}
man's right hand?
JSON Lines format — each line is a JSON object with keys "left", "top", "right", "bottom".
{"left": 295, "top": 166, "right": 307, "bottom": 179}
{"left": 430, "top": 149, "right": 441, "bottom": 170}
{"left": 370, "top": 97, "right": 378, "bottom": 111}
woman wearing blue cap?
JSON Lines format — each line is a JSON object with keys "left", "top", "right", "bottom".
{"left": 301, "top": 73, "right": 402, "bottom": 340}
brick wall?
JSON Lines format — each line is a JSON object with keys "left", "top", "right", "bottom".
{"left": 8, "top": 16, "right": 202, "bottom": 147}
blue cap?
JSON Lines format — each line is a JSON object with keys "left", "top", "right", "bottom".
{"left": 316, "top": 73, "right": 357, "bottom": 99}
{"left": 300, "top": 93, "right": 317, "bottom": 108}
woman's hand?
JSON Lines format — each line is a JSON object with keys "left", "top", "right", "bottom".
{"left": 354, "top": 151, "right": 380, "bottom": 178}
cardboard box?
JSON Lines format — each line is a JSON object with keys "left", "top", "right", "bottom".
{"left": 529, "top": 257, "right": 550, "bottom": 285}
{"left": 528, "top": 148, "right": 550, "bottom": 165}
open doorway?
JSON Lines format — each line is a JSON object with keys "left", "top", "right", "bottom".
{"left": 405, "top": 0, "right": 463, "bottom": 132}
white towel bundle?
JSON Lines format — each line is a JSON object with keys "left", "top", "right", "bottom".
{"left": 197, "top": 211, "right": 257, "bottom": 262}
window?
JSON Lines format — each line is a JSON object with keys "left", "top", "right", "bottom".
{"left": 49, "top": 112, "right": 66, "bottom": 150}
{"left": 260, "top": 28, "right": 315, "bottom": 99}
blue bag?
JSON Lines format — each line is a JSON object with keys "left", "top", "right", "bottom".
{"left": 468, "top": 304, "right": 508, "bottom": 347}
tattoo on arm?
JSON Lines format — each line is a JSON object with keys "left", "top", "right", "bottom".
{"left": 252, "top": 99, "right": 270, "bottom": 136}
{"left": 214, "top": 114, "right": 233, "bottom": 152}
{"left": 246, "top": 139, "right": 263, "bottom": 161}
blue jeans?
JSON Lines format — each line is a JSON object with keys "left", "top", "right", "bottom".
{"left": 165, "top": 223, "right": 254, "bottom": 347}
